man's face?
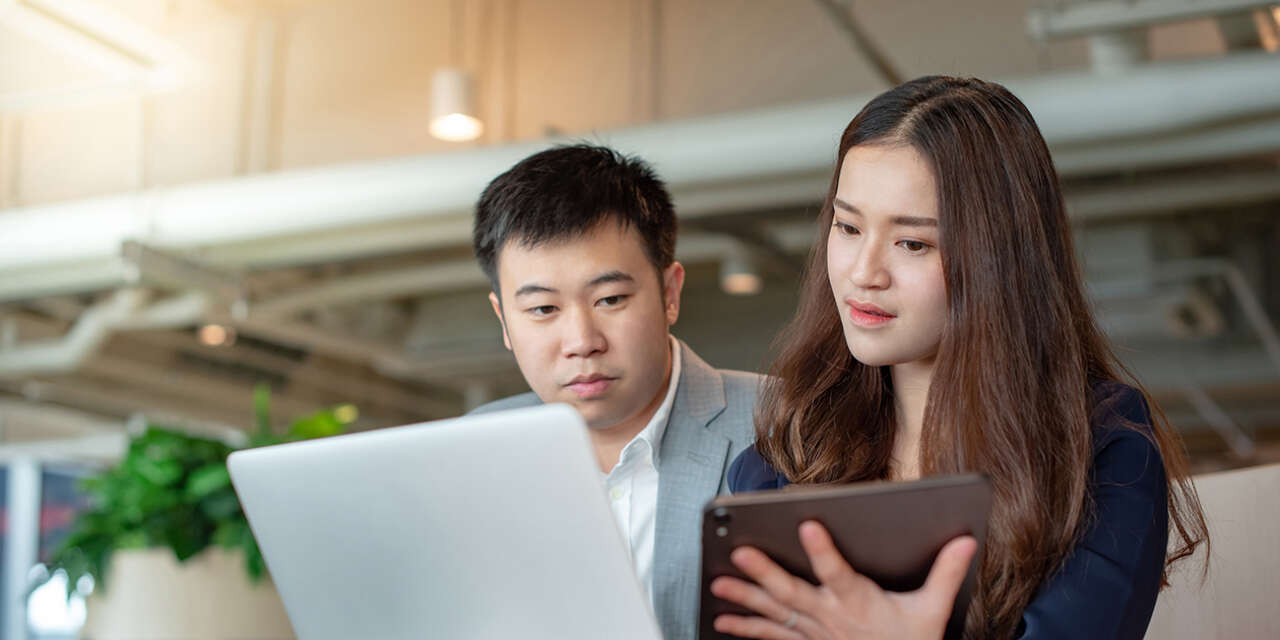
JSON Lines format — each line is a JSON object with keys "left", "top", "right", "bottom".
{"left": 490, "top": 220, "right": 684, "bottom": 431}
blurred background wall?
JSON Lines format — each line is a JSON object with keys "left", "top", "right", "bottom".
{"left": 0, "top": 0, "right": 1278, "bottom": 636}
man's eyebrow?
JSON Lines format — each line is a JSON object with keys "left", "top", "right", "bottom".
{"left": 513, "top": 284, "right": 556, "bottom": 298}
{"left": 587, "top": 271, "right": 635, "bottom": 287}
{"left": 834, "top": 198, "right": 937, "bottom": 228}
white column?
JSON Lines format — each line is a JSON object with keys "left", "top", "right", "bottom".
{"left": 4, "top": 458, "right": 42, "bottom": 640}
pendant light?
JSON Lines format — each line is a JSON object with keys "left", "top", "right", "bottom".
{"left": 430, "top": 0, "right": 483, "bottom": 142}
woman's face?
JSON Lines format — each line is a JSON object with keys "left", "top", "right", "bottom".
{"left": 827, "top": 144, "right": 947, "bottom": 368}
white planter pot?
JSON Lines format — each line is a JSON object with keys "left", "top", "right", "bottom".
{"left": 81, "top": 547, "right": 294, "bottom": 640}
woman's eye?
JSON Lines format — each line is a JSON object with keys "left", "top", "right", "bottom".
{"left": 899, "top": 240, "right": 931, "bottom": 254}
{"left": 833, "top": 222, "right": 860, "bottom": 236}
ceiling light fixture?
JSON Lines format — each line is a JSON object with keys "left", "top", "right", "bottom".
{"left": 429, "top": 68, "right": 483, "bottom": 142}
{"left": 198, "top": 324, "right": 236, "bottom": 347}
{"left": 430, "top": 0, "right": 483, "bottom": 142}
{"left": 720, "top": 243, "right": 763, "bottom": 296}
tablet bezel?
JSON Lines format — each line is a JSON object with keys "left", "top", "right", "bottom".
{"left": 699, "top": 473, "right": 992, "bottom": 640}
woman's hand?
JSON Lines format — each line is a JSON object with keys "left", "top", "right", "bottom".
{"left": 710, "top": 521, "right": 977, "bottom": 640}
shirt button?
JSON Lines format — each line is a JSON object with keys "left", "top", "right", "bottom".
{"left": 610, "top": 487, "right": 624, "bottom": 500}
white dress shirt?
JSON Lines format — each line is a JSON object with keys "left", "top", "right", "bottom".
{"left": 601, "top": 335, "right": 681, "bottom": 605}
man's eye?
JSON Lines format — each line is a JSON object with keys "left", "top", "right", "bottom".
{"left": 528, "top": 305, "right": 557, "bottom": 316}
{"left": 598, "top": 295, "right": 627, "bottom": 307}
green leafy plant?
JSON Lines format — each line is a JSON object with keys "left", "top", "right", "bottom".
{"left": 46, "top": 384, "right": 354, "bottom": 597}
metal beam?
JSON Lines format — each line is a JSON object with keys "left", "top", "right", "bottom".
{"left": 121, "top": 241, "right": 242, "bottom": 300}
{"left": 1051, "top": 114, "right": 1280, "bottom": 177}
{"left": 1066, "top": 167, "right": 1280, "bottom": 222}
{"left": 811, "top": 0, "right": 902, "bottom": 85}
{"left": 1092, "top": 258, "right": 1280, "bottom": 377}
{"left": 1181, "top": 382, "right": 1256, "bottom": 458}
{"left": 1028, "top": 0, "right": 1278, "bottom": 39}
{"left": 136, "top": 330, "right": 440, "bottom": 421}
{"left": 4, "top": 51, "right": 1277, "bottom": 279}
{"left": 0, "top": 257, "right": 132, "bottom": 304}
{"left": 0, "top": 433, "right": 125, "bottom": 463}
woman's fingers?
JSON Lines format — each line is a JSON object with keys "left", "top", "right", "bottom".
{"left": 710, "top": 575, "right": 794, "bottom": 622}
{"left": 919, "top": 535, "right": 978, "bottom": 612}
{"left": 797, "top": 520, "right": 877, "bottom": 599}
{"left": 711, "top": 576, "right": 829, "bottom": 639}
{"left": 713, "top": 614, "right": 809, "bottom": 640}
{"left": 730, "top": 546, "right": 822, "bottom": 613}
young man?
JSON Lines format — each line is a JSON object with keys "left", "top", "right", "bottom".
{"left": 470, "top": 144, "right": 759, "bottom": 640}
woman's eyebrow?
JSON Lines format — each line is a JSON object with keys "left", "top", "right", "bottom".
{"left": 891, "top": 216, "right": 938, "bottom": 227}
{"left": 835, "top": 198, "right": 937, "bottom": 228}
{"left": 833, "top": 197, "right": 859, "bottom": 214}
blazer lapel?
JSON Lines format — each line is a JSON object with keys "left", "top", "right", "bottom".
{"left": 651, "top": 340, "right": 730, "bottom": 640}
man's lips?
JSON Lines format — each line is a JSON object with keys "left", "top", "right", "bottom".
{"left": 846, "top": 299, "right": 896, "bottom": 327}
{"left": 565, "top": 375, "right": 617, "bottom": 398}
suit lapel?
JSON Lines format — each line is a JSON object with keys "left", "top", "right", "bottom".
{"left": 652, "top": 341, "right": 730, "bottom": 640}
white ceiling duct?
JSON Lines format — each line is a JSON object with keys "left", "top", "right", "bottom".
{"left": 2, "top": 52, "right": 1279, "bottom": 302}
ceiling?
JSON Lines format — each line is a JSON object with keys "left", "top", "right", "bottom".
{"left": 1, "top": 0, "right": 1279, "bottom": 464}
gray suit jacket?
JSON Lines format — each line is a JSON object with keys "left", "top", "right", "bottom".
{"left": 470, "top": 339, "right": 761, "bottom": 640}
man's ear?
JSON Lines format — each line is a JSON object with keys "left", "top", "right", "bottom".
{"left": 489, "top": 291, "right": 512, "bottom": 351}
{"left": 662, "top": 261, "right": 685, "bottom": 326}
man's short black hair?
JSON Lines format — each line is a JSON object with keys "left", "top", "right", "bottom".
{"left": 472, "top": 144, "right": 677, "bottom": 292}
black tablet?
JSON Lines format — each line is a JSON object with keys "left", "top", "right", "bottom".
{"left": 699, "top": 473, "right": 992, "bottom": 640}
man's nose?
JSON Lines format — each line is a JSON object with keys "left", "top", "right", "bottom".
{"left": 561, "top": 307, "right": 607, "bottom": 358}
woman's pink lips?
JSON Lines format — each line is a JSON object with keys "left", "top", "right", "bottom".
{"left": 846, "top": 300, "right": 896, "bottom": 327}
{"left": 567, "top": 377, "right": 615, "bottom": 398}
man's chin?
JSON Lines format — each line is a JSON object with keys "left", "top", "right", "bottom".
{"left": 570, "top": 404, "right": 629, "bottom": 431}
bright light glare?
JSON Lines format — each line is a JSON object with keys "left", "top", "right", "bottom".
{"left": 198, "top": 323, "right": 235, "bottom": 347}
{"left": 429, "top": 113, "right": 483, "bottom": 142}
{"left": 1260, "top": 7, "right": 1280, "bottom": 52}
{"left": 334, "top": 404, "right": 359, "bottom": 424}
{"left": 721, "top": 273, "right": 763, "bottom": 296}
{"left": 28, "top": 569, "right": 88, "bottom": 634}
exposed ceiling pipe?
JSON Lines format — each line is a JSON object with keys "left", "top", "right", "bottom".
{"left": 1027, "top": 0, "right": 1279, "bottom": 39}
{"left": 1051, "top": 114, "right": 1280, "bottom": 177}
{"left": 113, "top": 291, "right": 211, "bottom": 331}
{"left": 0, "top": 289, "right": 146, "bottom": 377}
{"left": 1066, "top": 167, "right": 1280, "bottom": 222}
{"left": 245, "top": 227, "right": 817, "bottom": 320}
{"left": 234, "top": 161, "right": 1280, "bottom": 316}
{"left": 1, "top": 52, "right": 1279, "bottom": 293}
{"left": 0, "top": 289, "right": 209, "bottom": 377}
{"left": 1087, "top": 28, "right": 1148, "bottom": 74}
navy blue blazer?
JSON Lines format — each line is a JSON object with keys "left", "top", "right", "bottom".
{"left": 728, "top": 381, "right": 1169, "bottom": 640}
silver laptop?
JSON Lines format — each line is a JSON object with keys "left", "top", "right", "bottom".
{"left": 228, "top": 404, "right": 663, "bottom": 640}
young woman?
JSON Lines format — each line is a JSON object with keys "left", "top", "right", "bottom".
{"left": 711, "top": 77, "right": 1208, "bottom": 640}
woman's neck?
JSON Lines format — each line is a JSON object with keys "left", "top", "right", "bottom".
{"left": 889, "top": 358, "right": 936, "bottom": 480}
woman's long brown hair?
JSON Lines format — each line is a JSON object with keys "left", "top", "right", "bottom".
{"left": 755, "top": 76, "right": 1208, "bottom": 638}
